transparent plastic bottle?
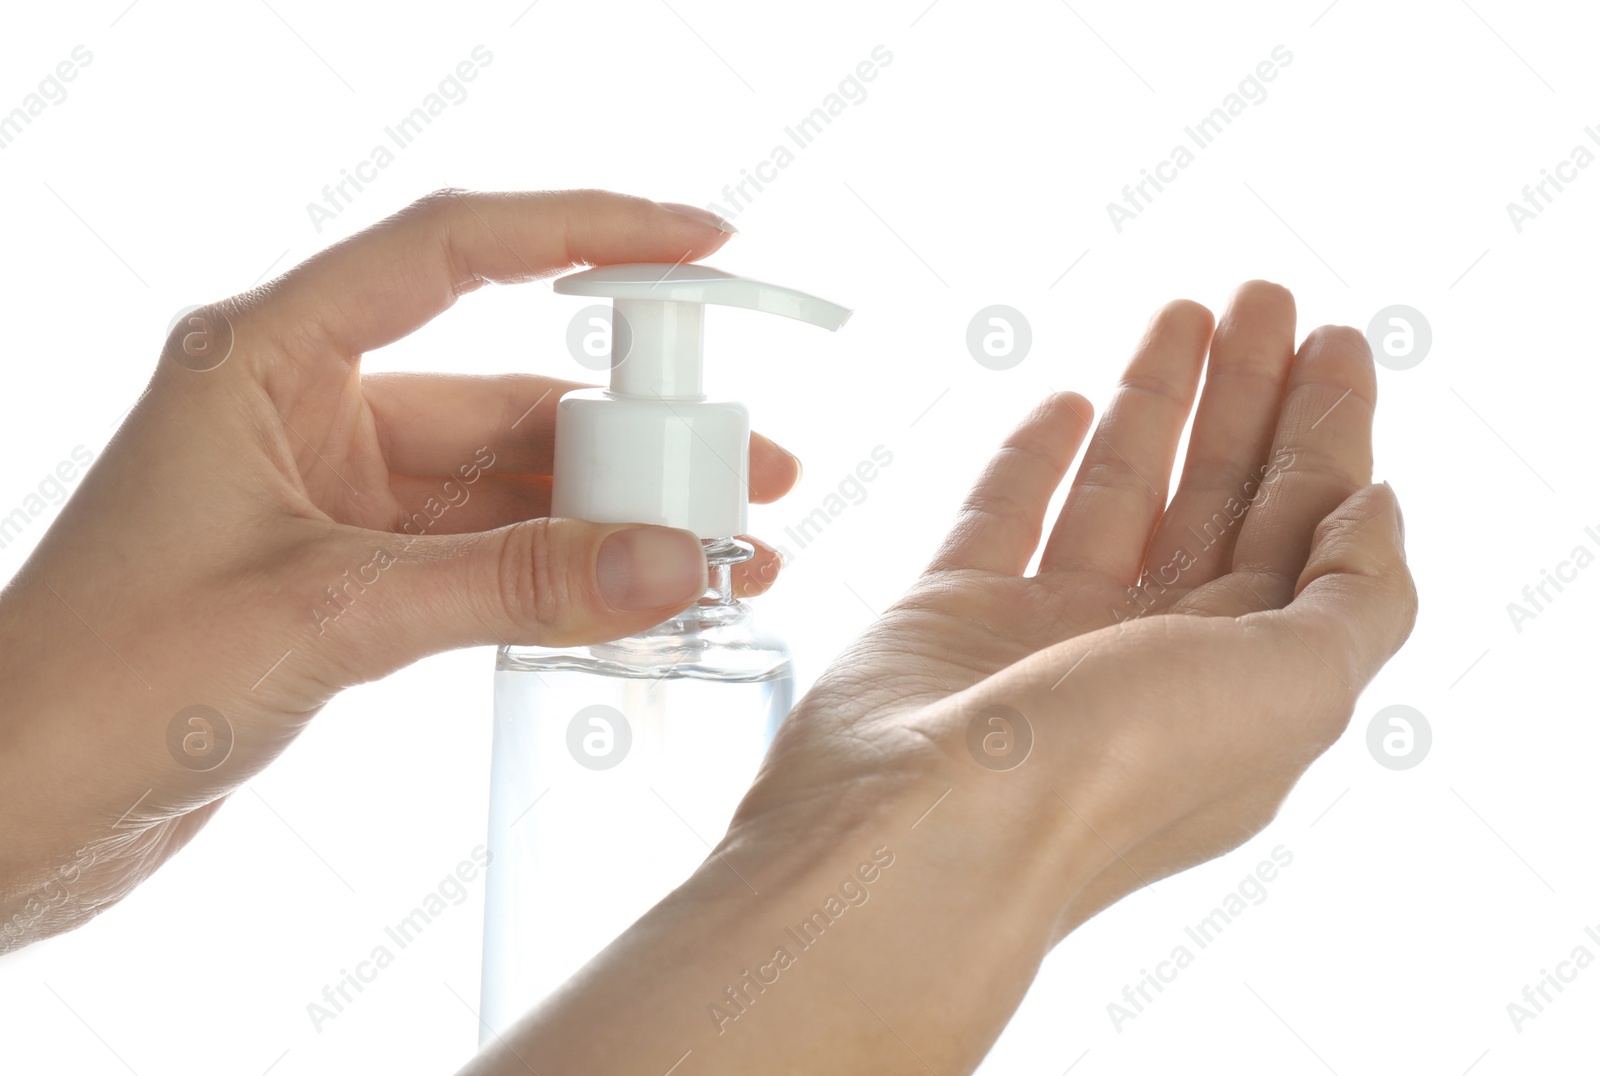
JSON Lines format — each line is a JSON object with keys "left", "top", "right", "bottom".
{"left": 476, "top": 260, "right": 846, "bottom": 1039}
{"left": 478, "top": 537, "right": 791, "bottom": 1041}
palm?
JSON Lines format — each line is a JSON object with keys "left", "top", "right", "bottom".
{"left": 241, "top": 362, "right": 433, "bottom": 529}
{"left": 862, "top": 569, "right": 1123, "bottom": 701}
{"left": 224, "top": 328, "right": 588, "bottom": 542}
{"left": 784, "top": 285, "right": 1375, "bottom": 758}
{"left": 812, "top": 558, "right": 1243, "bottom": 724}
{"left": 276, "top": 378, "right": 398, "bottom": 527}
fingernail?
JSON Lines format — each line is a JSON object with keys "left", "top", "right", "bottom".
{"left": 598, "top": 527, "right": 707, "bottom": 610}
{"left": 659, "top": 202, "right": 739, "bottom": 235}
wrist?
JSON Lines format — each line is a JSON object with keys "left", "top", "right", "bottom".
{"left": 707, "top": 715, "right": 1112, "bottom": 1063}
{"left": 0, "top": 590, "right": 168, "bottom": 948}
{"left": 473, "top": 699, "right": 1116, "bottom": 1073}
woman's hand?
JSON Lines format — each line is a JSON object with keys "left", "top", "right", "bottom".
{"left": 475, "top": 283, "right": 1417, "bottom": 1074}
{"left": 0, "top": 190, "right": 795, "bottom": 946}
{"left": 750, "top": 283, "right": 1414, "bottom": 900}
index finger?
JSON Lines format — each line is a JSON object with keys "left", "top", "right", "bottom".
{"left": 257, "top": 189, "right": 736, "bottom": 355}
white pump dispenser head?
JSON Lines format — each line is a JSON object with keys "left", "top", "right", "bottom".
{"left": 551, "top": 263, "right": 851, "bottom": 539}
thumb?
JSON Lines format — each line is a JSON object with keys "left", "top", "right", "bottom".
{"left": 1266, "top": 482, "right": 1418, "bottom": 696}
{"left": 319, "top": 518, "right": 709, "bottom": 684}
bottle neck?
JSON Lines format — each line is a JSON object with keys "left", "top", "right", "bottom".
{"left": 700, "top": 536, "right": 753, "bottom": 609}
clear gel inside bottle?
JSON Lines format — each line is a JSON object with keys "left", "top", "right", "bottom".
{"left": 478, "top": 537, "right": 791, "bottom": 1041}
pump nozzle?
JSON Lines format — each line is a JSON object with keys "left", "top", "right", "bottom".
{"left": 554, "top": 264, "right": 850, "bottom": 401}
{"left": 550, "top": 263, "right": 851, "bottom": 538}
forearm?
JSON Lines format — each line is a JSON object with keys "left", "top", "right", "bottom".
{"left": 463, "top": 773, "right": 1103, "bottom": 1075}
{"left": 0, "top": 702, "right": 147, "bottom": 951}
{"left": 0, "top": 578, "right": 205, "bottom": 948}
{"left": 0, "top": 807, "right": 184, "bottom": 952}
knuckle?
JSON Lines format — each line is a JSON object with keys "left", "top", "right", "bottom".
{"left": 160, "top": 300, "right": 243, "bottom": 373}
{"left": 959, "top": 487, "right": 1034, "bottom": 529}
{"left": 409, "top": 188, "right": 468, "bottom": 220}
{"left": 496, "top": 520, "right": 568, "bottom": 632}
{"left": 1117, "top": 370, "right": 1193, "bottom": 409}
{"left": 1074, "top": 458, "right": 1161, "bottom": 501}
{"left": 1180, "top": 454, "right": 1263, "bottom": 500}
{"left": 995, "top": 435, "right": 1064, "bottom": 475}
{"left": 1308, "top": 502, "right": 1350, "bottom": 546}
{"left": 1273, "top": 440, "right": 1361, "bottom": 487}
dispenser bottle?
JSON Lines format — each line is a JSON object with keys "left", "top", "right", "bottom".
{"left": 479, "top": 264, "right": 850, "bottom": 1039}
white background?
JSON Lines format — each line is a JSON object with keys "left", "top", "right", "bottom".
{"left": 2, "top": 0, "right": 1597, "bottom": 1072}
